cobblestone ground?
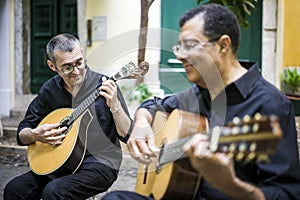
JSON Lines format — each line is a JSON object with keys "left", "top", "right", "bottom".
{"left": 0, "top": 146, "right": 137, "bottom": 200}
{"left": 0, "top": 148, "right": 29, "bottom": 200}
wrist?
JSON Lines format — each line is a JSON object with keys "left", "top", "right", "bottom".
{"left": 19, "top": 128, "right": 35, "bottom": 145}
{"left": 110, "top": 102, "right": 121, "bottom": 113}
{"left": 29, "top": 128, "right": 37, "bottom": 142}
{"left": 226, "top": 177, "right": 265, "bottom": 200}
{"left": 134, "top": 117, "right": 149, "bottom": 126}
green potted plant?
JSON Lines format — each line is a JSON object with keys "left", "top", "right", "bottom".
{"left": 280, "top": 67, "right": 300, "bottom": 115}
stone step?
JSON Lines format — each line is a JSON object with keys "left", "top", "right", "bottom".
{"left": 2, "top": 127, "right": 17, "bottom": 138}
{"left": 10, "top": 108, "right": 26, "bottom": 118}
{"left": 0, "top": 115, "right": 23, "bottom": 149}
{"left": 1, "top": 115, "right": 22, "bottom": 137}
{"left": 0, "top": 143, "right": 27, "bottom": 151}
{"left": 0, "top": 132, "right": 20, "bottom": 149}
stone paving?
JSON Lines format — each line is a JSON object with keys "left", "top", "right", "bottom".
{"left": 0, "top": 144, "right": 138, "bottom": 200}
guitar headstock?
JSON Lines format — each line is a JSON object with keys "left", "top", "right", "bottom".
{"left": 209, "top": 113, "right": 282, "bottom": 163}
{"left": 111, "top": 61, "right": 149, "bottom": 81}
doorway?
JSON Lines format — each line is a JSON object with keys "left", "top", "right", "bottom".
{"left": 30, "top": 0, "right": 78, "bottom": 93}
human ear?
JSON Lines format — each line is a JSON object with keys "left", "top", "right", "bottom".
{"left": 218, "top": 35, "right": 231, "bottom": 54}
{"left": 47, "top": 59, "right": 57, "bottom": 72}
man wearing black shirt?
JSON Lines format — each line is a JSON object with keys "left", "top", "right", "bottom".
{"left": 4, "top": 33, "right": 132, "bottom": 199}
{"left": 103, "top": 4, "right": 300, "bottom": 200}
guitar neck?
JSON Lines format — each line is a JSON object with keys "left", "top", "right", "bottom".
{"left": 157, "top": 117, "right": 282, "bottom": 167}
{"left": 67, "top": 88, "right": 101, "bottom": 126}
{"left": 64, "top": 61, "right": 149, "bottom": 126}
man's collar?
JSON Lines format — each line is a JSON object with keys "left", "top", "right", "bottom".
{"left": 234, "top": 61, "right": 260, "bottom": 99}
{"left": 210, "top": 61, "right": 261, "bottom": 105}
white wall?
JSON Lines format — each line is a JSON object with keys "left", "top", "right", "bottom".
{"left": 0, "top": 0, "right": 12, "bottom": 116}
{"left": 85, "top": 0, "right": 163, "bottom": 95}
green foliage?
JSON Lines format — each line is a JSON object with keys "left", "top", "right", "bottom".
{"left": 122, "top": 83, "right": 153, "bottom": 104}
{"left": 130, "top": 83, "right": 153, "bottom": 103}
{"left": 197, "top": 0, "right": 257, "bottom": 29}
{"left": 281, "top": 68, "right": 300, "bottom": 95}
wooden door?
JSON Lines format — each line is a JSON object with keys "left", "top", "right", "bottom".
{"left": 30, "top": 0, "right": 78, "bottom": 93}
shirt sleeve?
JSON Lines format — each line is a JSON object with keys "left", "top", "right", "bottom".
{"left": 138, "top": 86, "right": 208, "bottom": 118}
{"left": 17, "top": 92, "right": 50, "bottom": 145}
{"left": 257, "top": 99, "right": 300, "bottom": 199}
{"left": 138, "top": 95, "right": 180, "bottom": 117}
{"left": 16, "top": 78, "right": 69, "bottom": 146}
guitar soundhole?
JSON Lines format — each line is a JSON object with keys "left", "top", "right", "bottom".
{"left": 60, "top": 119, "right": 69, "bottom": 127}
{"left": 59, "top": 115, "right": 72, "bottom": 135}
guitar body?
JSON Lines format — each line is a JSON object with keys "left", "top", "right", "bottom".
{"left": 27, "top": 108, "right": 92, "bottom": 177}
{"left": 135, "top": 109, "right": 209, "bottom": 200}
{"left": 135, "top": 109, "right": 282, "bottom": 200}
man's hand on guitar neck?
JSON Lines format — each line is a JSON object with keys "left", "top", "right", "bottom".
{"left": 126, "top": 108, "right": 160, "bottom": 164}
{"left": 99, "top": 76, "right": 119, "bottom": 110}
{"left": 19, "top": 123, "right": 67, "bottom": 146}
{"left": 100, "top": 76, "right": 132, "bottom": 138}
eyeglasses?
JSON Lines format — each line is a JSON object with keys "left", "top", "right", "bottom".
{"left": 172, "top": 38, "right": 219, "bottom": 56}
{"left": 56, "top": 60, "right": 86, "bottom": 74}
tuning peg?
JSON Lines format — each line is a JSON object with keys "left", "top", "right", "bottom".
{"left": 231, "top": 126, "right": 240, "bottom": 135}
{"left": 252, "top": 123, "right": 260, "bottom": 132}
{"left": 241, "top": 124, "right": 250, "bottom": 134}
{"left": 238, "top": 143, "right": 247, "bottom": 152}
{"left": 229, "top": 143, "right": 236, "bottom": 152}
{"left": 245, "top": 152, "right": 256, "bottom": 162}
{"left": 236, "top": 152, "right": 245, "bottom": 162}
{"left": 222, "top": 127, "right": 231, "bottom": 136}
{"left": 232, "top": 117, "right": 241, "bottom": 125}
{"left": 254, "top": 113, "right": 262, "bottom": 121}
{"left": 243, "top": 115, "right": 251, "bottom": 123}
{"left": 249, "top": 142, "right": 257, "bottom": 152}
{"left": 227, "top": 152, "right": 234, "bottom": 159}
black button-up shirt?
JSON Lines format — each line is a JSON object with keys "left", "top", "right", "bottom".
{"left": 139, "top": 62, "right": 300, "bottom": 199}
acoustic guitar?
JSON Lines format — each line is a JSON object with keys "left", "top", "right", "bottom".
{"left": 135, "top": 109, "right": 282, "bottom": 200}
{"left": 28, "top": 61, "right": 149, "bottom": 178}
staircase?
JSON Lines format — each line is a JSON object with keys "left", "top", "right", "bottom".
{"left": 0, "top": 94, "right": 35, "bottom": 151}
{"left": 0, "top": 109, "right": 26, "bottom": 150}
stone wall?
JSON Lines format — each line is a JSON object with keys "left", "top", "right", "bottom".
{"left": 262, "top": 0, "right": 278, "bottom": 86}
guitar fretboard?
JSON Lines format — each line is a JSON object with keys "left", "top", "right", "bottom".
{"left": 62, "top": 61, "right": 149, "bottom": 127}
{"left": 67, "top": 88, "right": 101, "bottom": 126}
